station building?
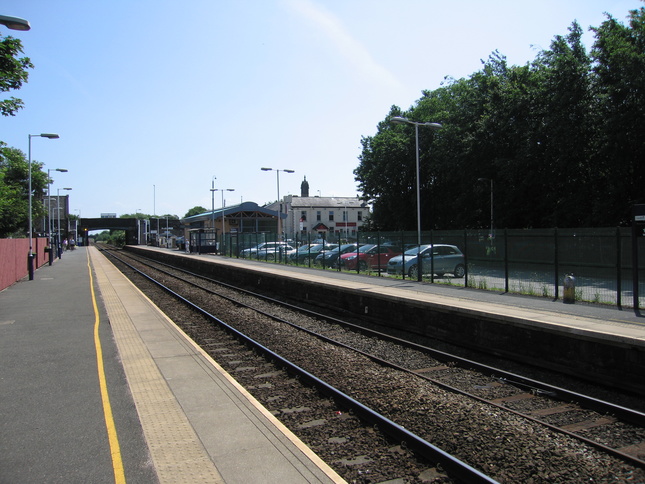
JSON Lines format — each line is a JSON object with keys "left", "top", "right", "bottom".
{"left": 266, "top": 177, "right": 370, "bottom": 241}
{"left": 181, "top": 178, "right": 370, "bottom": 246}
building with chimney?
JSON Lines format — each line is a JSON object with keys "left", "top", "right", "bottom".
{"left": 267, "top": 177, "right": 370, "bottom": 240}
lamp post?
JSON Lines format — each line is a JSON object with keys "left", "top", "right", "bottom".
{"left": 213, "top": 188, "right": 235, "bottom": 255}
{"left": 478, "top": 178, "right": 494, "bottom": 243}
{"left": 390, "top": 116, "right": 442, "bottom": 281}
{"left": 0, "top": 15, "right": 30, "bottom": 30}
{"left": 28, "top": 133, "right": 59, "bottom": 279}
{"left": 261, "top": 167, "right": 294, "bottom": 240}
{"left": 136, "top": 209, "right": 142, "bottom": 245}
{"left": 210, "top": 176, "right": 217, "bottom": 251}
{"left": 56, "top": 187, "right": 72, "bottom": 258}
{"left": 73, "top": 209, "right": 80, "bottom": 248}
{"left": 47, "top": 168, "right": 68, "bottom": 245}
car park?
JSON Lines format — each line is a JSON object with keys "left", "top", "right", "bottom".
{"left": 240, "top": 242, "right": 295, "bottom": 261}
{"left": 386, "top": 244, "right": 465, "bottom": 279}
{"left": 314, "top": 243, "right": 362, "bottom": 268}
{"left": 339, "top": 244, "right": 401, "bottom": 271}
{"left": 289, "top": 243, "right": 338, "bottom": 264}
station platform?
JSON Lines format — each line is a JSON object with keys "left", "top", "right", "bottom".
{"left": 143, "top": 246, "right": 645, "bottom": 343}
{"left": 0, "top": 246, "right": 344, "bottom": 484}
{"left": 130, "top": 246, "right": 645, "bottom": 396}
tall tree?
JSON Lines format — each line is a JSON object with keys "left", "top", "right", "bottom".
{"left": 0, "top": 32, "right": 33, "bottom": 116}
{"left": 184, "top": 206, "right": 208, "bottom": 218}
{"left": 529, "top": 21, "right": 596, "bottom": 227}
{"left": 355, "top": 6, "right": 645, "bottom": 231}
{"left": 354, "top": 106, "right": 417, "bottom": 231}
{"left": 591, "top": 7, "right": 645, "bottom": 224}
{"left": 0, "top": 144, "right": 47, "bottom": 237}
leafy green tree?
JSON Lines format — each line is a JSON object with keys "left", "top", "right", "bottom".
{"left": 0, "top": 32, "right": 33, "bottom": 116}
{"left": 0, "top": 143, "right": 47, "bottom": 237}
{"left": 354, "top": 106, "right": 414, "bottom": 231}
{"left": 355, "top": 6, "right": 645, "bottom": 230}
{"left": 184, "top": 206, "right": 208, "bottom": 218}
{"left": 121, "top": 213, "right": 179, "bottom": 219}
{"left": 121, "top": 212, "right": 150, "bottom": 219}
{"left": 526, "top": 22, "right": 596, "bottom": 227}
{"left": 591, "top": 6, "right": 645, "bottom": 224}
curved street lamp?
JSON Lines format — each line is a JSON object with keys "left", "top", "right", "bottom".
{"left": 28, "top": 133, "right": 59, "bottom": 279}
{"left": 0, "top": 15, "right": 30, "bottom": 31}
{"left": 261, "top": 168, "right": 295, "bottom": 240}
{"left": 390, "top": 117, "right": 442, "bottom": 281}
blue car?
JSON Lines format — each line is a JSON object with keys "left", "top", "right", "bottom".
{"left": 289, "top": 243, "right": 338, "bottom": 264}
{"left": 386, "top": 244, "right": 465, "bottom": 279}
{"left": 314, "top": 243, "right": 362, "bottom": 268}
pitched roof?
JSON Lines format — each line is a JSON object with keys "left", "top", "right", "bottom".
{"left": 283, "top": 196, "right": 368, "bottom": 209}
{"left": 180, "top": 201, "right": 284, "bottom": 223}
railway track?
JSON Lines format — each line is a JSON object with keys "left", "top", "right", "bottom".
{"left": 99, "top": 245, "right": 645, "bottom": 483}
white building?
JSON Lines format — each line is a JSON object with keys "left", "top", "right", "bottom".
{"left": 267, "top": 177, "right": 370, "bottom": 240}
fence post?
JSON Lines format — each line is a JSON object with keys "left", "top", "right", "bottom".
{"left": 504, "top": 229, "right": 509, "bottom": 293}
{"left": 430, "top": 229, "right": 434, "bottom": 283}
{"left": 632, "top": 219, "right": 639, "bottom": 310}
{"left": 616, "top": 227, "right": 622, "bottom": 308}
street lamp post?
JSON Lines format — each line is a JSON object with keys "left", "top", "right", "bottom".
{"left": 478, "top": 178, "right": 494, "bottom": 243}
{"left": 56, "top": 187, "right": 72, "bottom": 258}
{"left": 27, "top": 133, "right": 59, "bottom": 279}
{"left": 74, "top": 209, "right": 80, "bottom": 249}
{"left": 261, "top": 167, "right": 295, "bottom": 240}
{"left": 390, "top": 117, "right": 442, "bottom": 281}
{"left": 210, "top": 176, "right": 217, "bottom": 252}
{"left": 47, "top": 168, "right": 68, "bottom": 264}
{"left": 213, "top": 188, "right": 235, "bottom": 255}
{"left": 136, "top": 209, "right": 142, "bottom": 244}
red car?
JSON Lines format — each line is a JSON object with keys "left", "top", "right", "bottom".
{"left": 339, "top": 244, "right": 401, "bottom": 271}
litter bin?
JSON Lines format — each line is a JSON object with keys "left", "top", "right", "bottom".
{"left": 563, "top": 273, "right": 576, "bottom": 304}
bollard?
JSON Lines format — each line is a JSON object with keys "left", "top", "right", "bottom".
{"left": 563, "top": 273, "right": 576, "bottom": 304}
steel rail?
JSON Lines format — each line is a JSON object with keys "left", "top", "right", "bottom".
{"left": 115, "top": 249, "right": 645, "bottom": 469}
{"left": 102, "top": 249, "right": 499, "bottom": 484}
{"left": 118, "top": 248, "right": 645, "bottom": 428}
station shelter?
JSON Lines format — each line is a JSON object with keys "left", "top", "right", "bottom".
{"left": 180, "top": 201, "right": 284, "bottom": 255}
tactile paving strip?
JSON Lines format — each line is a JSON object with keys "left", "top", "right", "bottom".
{"left": 89, "top": 248, "right": 224, "bottom": 483}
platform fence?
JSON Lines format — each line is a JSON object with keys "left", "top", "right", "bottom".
{"left": 220, "top": 227, "right": 645, "bottom": 308}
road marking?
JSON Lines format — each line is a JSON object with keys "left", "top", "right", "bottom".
{"left": 87, "top": 249, "right": 126, "bottom": 483}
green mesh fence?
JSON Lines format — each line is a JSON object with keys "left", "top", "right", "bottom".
{"left": 218, "top": 227, "right": 644, "bottom": 307}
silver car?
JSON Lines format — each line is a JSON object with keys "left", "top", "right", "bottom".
{"left": 386, "top": 244, "right": 465, "bottom": 279}
{"left": 240, "top": 242, "right": 295, "bottom": 261}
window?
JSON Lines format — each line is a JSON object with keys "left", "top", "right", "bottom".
{"left": 329, "top": 210, "right": 334, "bottom": 221}
{"left": 357, "top": 211, "right": 363, "bottom": 221}
{"left": 343, "top": 210, "right": 348, "bottom": 222}
{"left": 300, "top": 211, "right": 307, "bottom": 222}
{"left": 316, "top": 211, "right": 321, "bottom": 221}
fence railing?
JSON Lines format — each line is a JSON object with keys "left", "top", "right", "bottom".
{"left": 211, "top": 227, "right": 644, "bottom": 308}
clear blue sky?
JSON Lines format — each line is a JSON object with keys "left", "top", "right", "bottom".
{"left": 0, "top": 0, "right": 639, "bottom": 219}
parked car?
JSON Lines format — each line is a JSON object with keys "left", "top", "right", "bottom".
{"left": 240, "top": 242, "right": 295, "bottom": 261}
{"left": 314, "top": 243, "right": 362, "bottom": 268}
{"left": 339, "top": 244, "right": 401, "bottom": 271}
{"left": 386, "top": 244, "right": 465, "bottom": 279}
{"left": 289, "top": 243, "right": 338, "bottom": 264}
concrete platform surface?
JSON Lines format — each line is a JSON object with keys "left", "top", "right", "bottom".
{"left": 0, "top": 246, "right": 344, "bottom": 484}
